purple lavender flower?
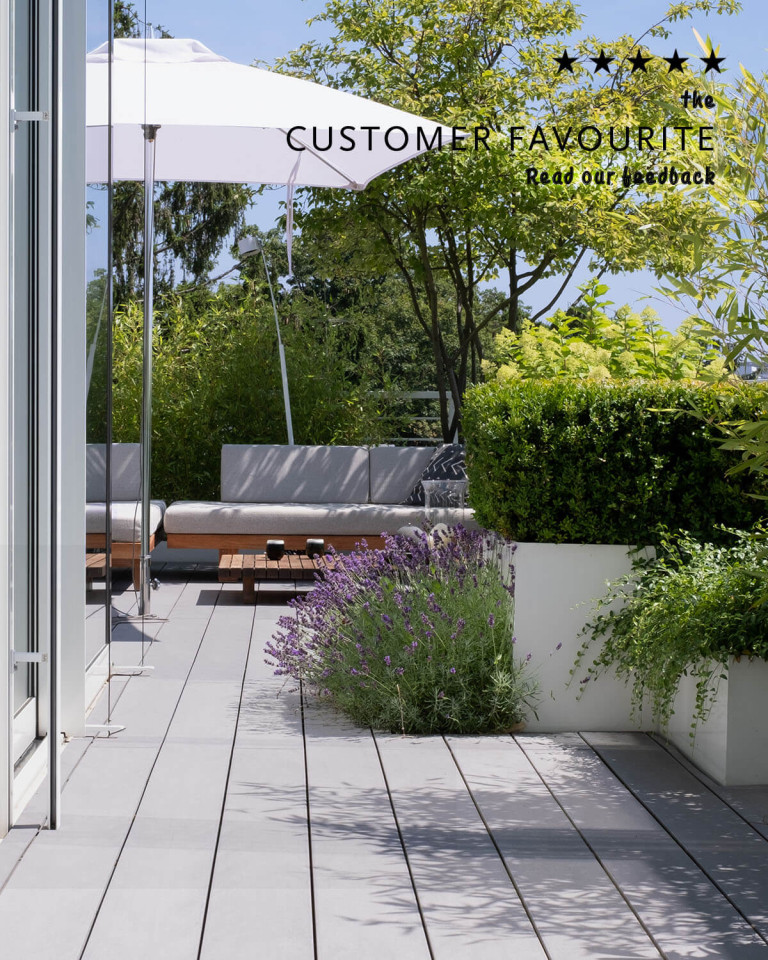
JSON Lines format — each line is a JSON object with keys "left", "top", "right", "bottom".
{"left": 264, "top": 525, "right": 527, "bottom": 735}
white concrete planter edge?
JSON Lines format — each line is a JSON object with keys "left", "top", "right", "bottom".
{"left": 507, "top": 541, "right": 768, "bottom": 785}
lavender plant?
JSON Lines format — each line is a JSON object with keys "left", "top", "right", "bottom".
{"left": 266, "top": 527, "right": 537, "bottom": 734}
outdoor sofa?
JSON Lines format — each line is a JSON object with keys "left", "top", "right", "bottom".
{"left": 86, "top": 443, "right": 166, "bottom": 587}
{"left": 163, "top": 443, "right": 474, "bottom": 557}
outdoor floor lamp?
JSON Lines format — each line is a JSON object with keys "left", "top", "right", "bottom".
{"left": 237, "top": 235, "right": 294, "bottom": 446}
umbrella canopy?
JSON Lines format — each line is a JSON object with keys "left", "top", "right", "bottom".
{"left": 86, "top": 38, "right": 453, "bottom": 187}
{"left": 86, "top": 37, "right": 453, "bottom": 615}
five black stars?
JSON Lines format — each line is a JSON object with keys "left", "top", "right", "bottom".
{"left": 550, "top": 47, "right": 725, "bottom": 77}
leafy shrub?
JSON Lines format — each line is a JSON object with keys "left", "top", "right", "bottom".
{"left": 492, "top": 313, "right": 727, "bottom": 382}
{"left": 575, "top": 527, "right": 768, "bottom": 732}
{"left": 266, "top": 527, "right": 537, "bottom": 734}
{"left": 463, "top": 379, "right": 768, "bottom": 545}
{"left": 487, "top": 281, "right": 727, "bottom": 382}
{"left": 110, "top": 290, "right": 408, "bottom": 501}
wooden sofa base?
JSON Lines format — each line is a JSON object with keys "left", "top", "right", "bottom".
{"left": 86, "top": 534, "right": 156, "bottom": 590}
{"left": 166, "top": 533, "right": 386, "bottom": 556}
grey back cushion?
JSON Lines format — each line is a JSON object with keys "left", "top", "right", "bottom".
{"left": 369, "top": 446, "right": 435, "bottom": 504}
{"left": 86, "top": 443, "right": 142, "bottom": 502}
{"left": 221, "top": 445, "right": 370, "bottom": 504}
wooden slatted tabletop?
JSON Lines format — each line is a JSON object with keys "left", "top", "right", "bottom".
{"left": 219, "top": 552, "right": 340, "bottom": 600}
{"left": 85, "top": 553, "right": 108, "bottom": 579}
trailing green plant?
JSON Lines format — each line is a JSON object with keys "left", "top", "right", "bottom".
{"left": 463, "top": 378, "right": 768, "bottom": 545}
{"left": 574, "top": 527, "right": 768, "bottom": 734}
{"left": 266, "top": 528, "right": 538, "bottom": 734}
{"left": 489, "top": 281, "right": 728, "bottom": 382}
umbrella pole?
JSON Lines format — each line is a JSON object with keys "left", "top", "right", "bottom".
{"left": 139, "top": 124, "right": 159, "bottom": 615}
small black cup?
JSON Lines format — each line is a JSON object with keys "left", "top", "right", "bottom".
{"left": 306, "top": 539, "right": 325, "bottom": 559}
{"left": 266, "top": 540, "right": 285, "bottom": 561}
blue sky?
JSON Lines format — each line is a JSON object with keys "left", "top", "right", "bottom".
{"left": 95, "top": 0, "right": 768, "bottom": 326}
{"left": 144, "top": 0, "right": 767, "bottom": 75}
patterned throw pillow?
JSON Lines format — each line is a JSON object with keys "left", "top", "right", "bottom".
{"left": 401, "top": 444, "right": 466, "bottom": 506}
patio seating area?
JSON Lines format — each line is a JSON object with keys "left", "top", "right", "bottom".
{"left": 2, "top": 564, "right": 768, "bottom": 959}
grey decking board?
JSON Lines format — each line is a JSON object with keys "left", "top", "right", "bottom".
{"left": 199, "top": 672, "right": 314, "bottom": 960}
{"left": 200, "top": 603, "right": 313, "bottom": 959}
{"left": 0, "top": 588, "right": 212, "bottom": 955}
{"left": 650, "top": 734, "right": 768, "bottom": 842}
{"left": 110, "top": 618, "right": 165, "bottom": 642}
{"left": 0, "top": 744, "right": 165, "bottom": 959}
{"left": 584, "top": 732, "right": 768, "bottom": 941}
{"left": 256, "top": 580, "right": 298, "bottom": 595}
{"left": 304, "top": 701, "right": 430, "bottom": 960}
{"left": 375, "top": 733, "right": 548, "bottom": 959}
{"left": 9, "top": 583, "right": 768, "bottom": 960}
{"left": 446, "top": 736, "right": 662, "bottom": 960}
{"left": 80, "top": 595, "right": 254, "bottom": 960}
{"left": 0, "top": 822, "right": 43, "bottom": 892}
{"left": 137, "top": 576, "right": 218, "bottom": 623}
{"left": 0, "top": 572, "right": 217, "bottom": 959}
{"left": 519, "top": 734, "right": 768, "bottom": 959}
{"left": 253, "top": 597, "right": 295, "bottom": 620}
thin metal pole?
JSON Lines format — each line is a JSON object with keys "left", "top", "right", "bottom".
{"left": 105, "top": 0, "right": 114, "bottom": 713}
{"left": 48, "top": 0, "right": 62, "bottom": 831}
{"left": 139, "top": 124, "right": 159, "bottom": 615}
{"left": 260, "top": 247, "right": 294, "bottom": 445}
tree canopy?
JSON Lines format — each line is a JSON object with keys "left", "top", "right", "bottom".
{"left": 660, "top": 65, "right": 768, "bottom": 478}
{"left": 277, "top": 0, "right": 740, "bottom": 438}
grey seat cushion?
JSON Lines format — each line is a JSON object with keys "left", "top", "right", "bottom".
{"left": 87, "top": 443, "right": 143, "bottom": 501}
{"left": 86, "top": 500, "right": 166, "bottom": 541}
{"left": 221, "top": 444, "right": 370, "bottom": 503}
{"left": 164, "top": 501, "right": 475, "bottom": 536}
{"left": 369, "top": 445, "right": 435, "bottom": 503}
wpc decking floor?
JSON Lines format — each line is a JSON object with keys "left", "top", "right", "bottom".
{"left": 2, "top": 568, "right": 768, "bottom": 959}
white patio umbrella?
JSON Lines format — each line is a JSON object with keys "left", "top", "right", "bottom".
{"left": 86, "top": 38, "right": 454, "bottom": 613}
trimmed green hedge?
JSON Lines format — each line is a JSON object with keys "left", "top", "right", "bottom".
{"left": 463, "top": 379, "right": 768, "bottom": 544}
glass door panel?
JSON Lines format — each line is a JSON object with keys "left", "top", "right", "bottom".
{"left": 85, "top": 0, "right": 112, "bottom": 669}
{"left": 11, "top": 0, "right": 44, "bottom": 765}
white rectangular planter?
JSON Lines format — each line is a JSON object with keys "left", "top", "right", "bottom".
{"left": 510, "top": 542, "right": 647, "bottom": 734}
{"left": 507, "top": 541, "right": 768, "bottom": 785}
{"left": 665, "top": 657, "right": 768, "bottom": 786}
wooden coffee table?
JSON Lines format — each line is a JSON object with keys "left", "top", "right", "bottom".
{"left": 218, "top": 552, "right": 338, "bottom": 602}
{"left": 85, "top": 552, "right": 108, "bottom": 581}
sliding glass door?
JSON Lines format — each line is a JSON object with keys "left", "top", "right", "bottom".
{"left": 84, "top": 0, "right": 112, "bottom": 675}
{"left": 10, "top": 0, "right": 55, "bottom": 768}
